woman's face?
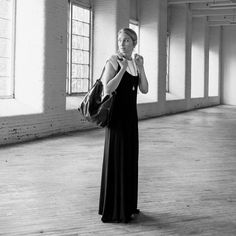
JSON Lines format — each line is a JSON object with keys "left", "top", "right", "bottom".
{"left": 118, "top": 32, "right": 134, "bottom": 57}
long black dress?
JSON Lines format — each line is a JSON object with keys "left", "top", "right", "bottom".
{"left": 99, "top": 64, "right": 139, "bottom": 223}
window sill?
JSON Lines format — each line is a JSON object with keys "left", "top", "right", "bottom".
{"left": 166, "top": 92, "right": 184, "bottom": 101}
{"left": 137, "top": 93, "right": 157, "bottom": 104}
{"left": 66, "top": 95, "right": 83, "bottom": 110}
{"left": 0, "top": 99, "right": 41, "bottom": 117}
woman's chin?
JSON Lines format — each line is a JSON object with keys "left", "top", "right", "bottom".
{"left": 118, "top": 51, "right": 126, "bottom": 55}
{"left": 118, "top": 51, "right": 132, "bottom": 58}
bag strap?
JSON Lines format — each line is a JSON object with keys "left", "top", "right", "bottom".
{"left": 99, "top": 56, "right": 119, "bottom": 81}
{"left": 98, "top": 66, "right": 106, "bottom": 81}
{"left": 99, "top": 57, "right": 121, "bottom": 93}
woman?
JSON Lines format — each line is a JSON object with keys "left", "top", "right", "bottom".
{"left": 98, "top": 28, "right": 148, "bottom": 223}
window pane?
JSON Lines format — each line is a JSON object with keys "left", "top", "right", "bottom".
{"left": 129, "top": 22, "right": 139, "bottom": 35}
{"left": 71, "top": 50, "right": 77, "bottom": 63}
{"left": 72, "top": 78, "right": 89, "bottom": 93}
{"left": 0, "top": 58, "right": 10, "bottom": 77}
{"left": 166, "top": 34, "right": 170, "bottom": 92}
{"left": 83, "top": 65, "right": 89, "bottom": 78}
{"left": 72, "top": 5, "right": 90, "bottom": 23}
{"left": 72, "top": 5, "right": 84, "bottom": 22}
{"left": 72, "top": 49, "right": 83, "bottom": 64}
{"left": 83, "top": 23, "right": 89, "bottom": 37}
{"left": 72, "top": 64, "right": 82, "bottom": 78}
{"left": 83, "top": 9, "right": 90, "bottom": 23}
{"left": 0, "top": 38, "right": 10, "bottom": 57}
{"left": 0, "top": 0, "right": 11, "bottom": 19}
{"left": 83, "top": 37, "right": 89, "bottom": 50}
{"left": 0, "top": 76, "right": 11, "bottom": 96}
{"left": 83, "top": 51, "right": 89, "bottom": 64}
{"left": 0, "top": 20, "right": 11, "bottom": 38}
{"left": 72, "top": 35, "right": 83, "bottom": 49}
{"left": 72, "top": 20, "right": 83, "bottom": 35}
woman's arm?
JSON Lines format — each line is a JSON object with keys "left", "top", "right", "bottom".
{"left": 102, "top": 58, "right": 128, "bottom": 95}
{"left": 134, "top": 54, "right": 149, "bottom": 94}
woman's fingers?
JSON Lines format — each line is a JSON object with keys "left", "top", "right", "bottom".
{"left": 134, "top": 54, "right": 144, "bottom": 66}
{"left": 117, "top": 57, "right": 128, "bottom": 69}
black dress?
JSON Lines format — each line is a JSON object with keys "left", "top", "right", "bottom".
{"left": 99, "top": 65, "right": 139, "bottom": 223}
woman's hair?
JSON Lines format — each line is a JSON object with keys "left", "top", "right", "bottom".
{"left": 118, "top": 28, "right": 137, "bottom": 47}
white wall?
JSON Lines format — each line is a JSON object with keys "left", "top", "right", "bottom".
{"left": 222, "top": 26, "right": 236, "bottom": 105}
{"left": 168, "top": 5, "right": 187, "bottom": 99}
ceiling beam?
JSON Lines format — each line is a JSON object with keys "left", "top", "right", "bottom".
{"left": 208, "top": 5, "right": 236, "bottom": 9}
{"left": 192, "top": 8, "right": 236, "bottom": 16}
{"left": 208, "top": 15, "right": 236, "bottom": 20}
{"left": 208, "top": 21, "right": 236, "bottom": 25}
{"left": 168, "top": 0, "right": 231, "bottom": 4}
{"left": 209, "top": 2, "right": 236, "bottom": 6}
{"left": 191, "top": 5, "right": 236, "bottom": 10}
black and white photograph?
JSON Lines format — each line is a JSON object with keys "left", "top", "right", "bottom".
{"left": 0, "top": 0, "right": 236, "bottom": 235}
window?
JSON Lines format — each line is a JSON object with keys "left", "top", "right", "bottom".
{"left": 191, "top": 17, "right": 205, "bottom": 98}
{"left": 166, "top": 32, "right": 170, "bottom": 93}
{"left": 67, "top": 1, "right": 92, "bottom": 94}
{"left": 129, "top": 20, "right": 139, "bottom": 54}
{"left": 0, "top": 0, "right": 16, "bottom": 98}
{"left": 208, "top": 27, "right": 220, "bottom": 97}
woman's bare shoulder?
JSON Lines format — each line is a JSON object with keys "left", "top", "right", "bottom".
{"left": 101, "top": 55, "right": 117, "bottom": 83}
{"left": 107, "top": 54, "right": 118, "bottom": 70}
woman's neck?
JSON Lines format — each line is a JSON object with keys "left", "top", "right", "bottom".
{"left": 126, "top": 56, "right": 132, "bottom": 61}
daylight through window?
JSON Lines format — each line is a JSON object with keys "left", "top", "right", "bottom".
{"left": 0, "top": 0, "right": 15, "bottom": 98}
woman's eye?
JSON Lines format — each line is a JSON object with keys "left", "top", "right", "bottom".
{"left": 118, "top": 38, "right": 130, "bottom": 44}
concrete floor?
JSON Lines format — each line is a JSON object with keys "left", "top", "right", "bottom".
{"left": 0, "top": 105, "right": 236, "bottom": 236}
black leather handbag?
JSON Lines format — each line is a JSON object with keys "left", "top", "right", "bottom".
{"left": 78, "top": 67, "right": 117, "bottom": 128}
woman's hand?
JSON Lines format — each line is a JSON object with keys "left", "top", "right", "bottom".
{"left": 134, "top": 54, "right": 144, "bottom": 71}
{"left": 134, "top": 53, "right": 148, "bottom": 94}
{"left": 117, "top": 57, "right": 128, "bottom": 70}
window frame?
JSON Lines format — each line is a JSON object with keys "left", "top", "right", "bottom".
{"left": 0, "top": 0, "right": 16, "bottom": 99}
{"left": 67, "top": 0, "right": 93, "bottom": 96}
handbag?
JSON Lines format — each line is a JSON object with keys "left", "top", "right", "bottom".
{"left": 78, "top": 66, "right": 117, "bottom": 128}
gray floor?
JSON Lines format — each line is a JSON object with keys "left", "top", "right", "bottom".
{"left": 0, "top": 105, "right": 236, "bottom": 236}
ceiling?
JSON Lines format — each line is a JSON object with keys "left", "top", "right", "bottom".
{"left": 168, "top": 0, "right": 236, "bottom": 26}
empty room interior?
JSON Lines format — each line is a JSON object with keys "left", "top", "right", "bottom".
{"left": 1, "top": 0, "right": 236, "bottom": 235}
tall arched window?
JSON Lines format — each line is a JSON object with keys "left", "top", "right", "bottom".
{"left": 166, "top": 31, "right": 170, "bottom": 93}
{"left": 67, "top": 0, "right": 92, "bottom": 94}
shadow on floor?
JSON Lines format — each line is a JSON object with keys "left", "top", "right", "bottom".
{"left": 130, "top": 211, "right": 213, "bottom": 235}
